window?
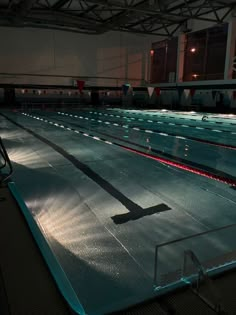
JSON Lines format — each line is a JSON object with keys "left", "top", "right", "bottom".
{"left": 183, "top": 24, "right": 228, "bottom": 81}
{"left": 151, "top": 37, "right": 178, "bottom": 83}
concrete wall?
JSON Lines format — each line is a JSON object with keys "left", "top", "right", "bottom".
{"left": 0, "top": 27, "right": 157, "bottom": 86}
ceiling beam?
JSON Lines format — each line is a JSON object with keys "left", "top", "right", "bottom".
{"left": 51, "top": 0, "right": 70, "bottom": 10}
{"left": 1, "top": 0, "right": 234, "bottom": 36}
{"left": 10, "top": 0, "right": 38, "bottom": 17}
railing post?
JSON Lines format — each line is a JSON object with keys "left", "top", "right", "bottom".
{"left": 183, "top": 249, "right": 225, "bottom": 313}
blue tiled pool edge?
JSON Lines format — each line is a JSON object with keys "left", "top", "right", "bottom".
{"left": 8, "top": 182, "right": 87, "bottom": 315}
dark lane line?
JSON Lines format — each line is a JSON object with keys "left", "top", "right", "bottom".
{"left": 0, "top": 113, "right": 171, "bottom": 224}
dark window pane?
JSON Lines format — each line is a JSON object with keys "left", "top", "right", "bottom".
{"left": 232, "top": 40, "right": 236, "bottom": 79}
{"left": 151, "top": 37, "right": 178, "bottom": 83}
{"left": 183, "top": 24, "right": 228, "bottom": 81}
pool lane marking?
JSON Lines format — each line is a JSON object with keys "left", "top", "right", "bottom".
{"left": 110, "top": 109, "right": 236, "bottom": 125}
{"left": 57, "top": 112, "right": 236, "bottom": 151}
{"left": 66, "top": 111, "right": 234, "bottom": 134}
{"left": 3, "top": 115, "right": 174, "bottom": 229}
{"left": 20, "top": 112, "right": 236, "bottom": 187}
{"left": 89, "top": 110, "right": 236, "bottom": 128}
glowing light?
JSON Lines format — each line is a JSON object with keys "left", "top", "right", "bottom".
{"left": 192, "top": 74, "right": 198, "bottom": 78}
{"left": 190, "top": 47, "right": 196, "bottom": 53}
{"left": 150, "top": 49, "right": 155, "bottom": 56}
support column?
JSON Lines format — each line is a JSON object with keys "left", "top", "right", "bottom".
{"left": 146, "top": 50, "right": 152, "bottom": 84}
{"left": 176, "top": 34, "right": 186, "bottom": 83}
{"left": 176, "top": 34, "right": 186, "bottom": 108}
{"left": 142, "top": 51, "right": 148, "bottom": 85}
{"left": 224, "top": 17, "right": 236, "bottom": 80}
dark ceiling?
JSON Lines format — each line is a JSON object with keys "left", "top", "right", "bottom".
{"left": 1, "top": 0, "right": 236, "bottom": 36}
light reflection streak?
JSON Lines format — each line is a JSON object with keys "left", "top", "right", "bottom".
{"left": 7, "top": 147, "right": 45, "bottom": 169}
{"left": 26, "top": 191, "right": 132, "bottom": 273}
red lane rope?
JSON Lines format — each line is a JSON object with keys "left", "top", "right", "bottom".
{"left": 121, "top": 145, "right": 236, "bottom": 187}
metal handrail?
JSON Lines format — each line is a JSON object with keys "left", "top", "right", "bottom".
{"left": 0, "top": 137, "right": 13, "bottom": 184}
{"left": 154, "top": 221, "right": 236, "bottom": 287}
{"left": 0, "top": 147, "right": 7, "bottom": 169}
{"left": 183, "top": 250, "right": 224, "bottom": 313}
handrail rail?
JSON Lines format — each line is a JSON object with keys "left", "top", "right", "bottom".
{"left": 154, "top": 221, "right": 236, "bottom": 287}
{"left": 0, "top": 147, "right": 7, "bottom": 169}
{"left": 0, "top": 137, "right": 13, "bottom": 184}
{"left": 156, "top": 222, "right": 236, "bottom": 250}
{"left": 183, "top": 250, "right": 224, "bottom": 313}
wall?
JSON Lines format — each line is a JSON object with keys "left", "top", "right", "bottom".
{"left": 0, "top": 27, "right": 157, "bottom": 86}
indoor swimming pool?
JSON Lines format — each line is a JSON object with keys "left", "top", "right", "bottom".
{"left": 1, "top": 108, "right": 236, "bottom": 315}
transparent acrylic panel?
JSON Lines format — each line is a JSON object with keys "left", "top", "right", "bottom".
{"left": 154, "top": 224, "right": 236, "bottom": 288}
